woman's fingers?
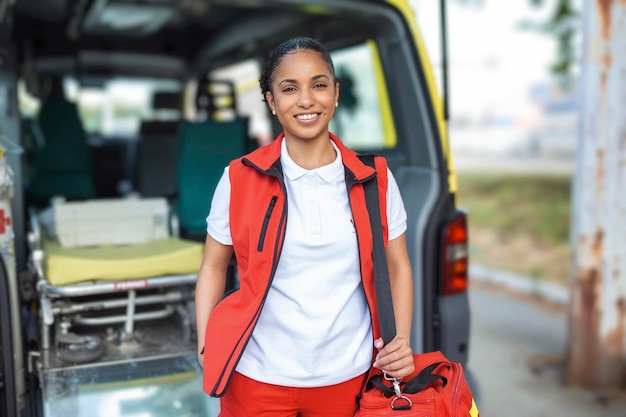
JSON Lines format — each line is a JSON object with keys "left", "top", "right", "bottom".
{"left": 373, "top": 337, "right": 415, "bottom": 378}
{"left": 374, "top": 337, "right": 384, "bottom": 350}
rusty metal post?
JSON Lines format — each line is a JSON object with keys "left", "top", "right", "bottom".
{"left": 567, "top": 0, "right": 626, "bottom": 390}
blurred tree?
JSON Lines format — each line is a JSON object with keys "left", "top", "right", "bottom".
{"left": 332, "top": 66, "right": 358, "bottom": 138}
{"left": 519, "top": 0, "right": 579, "bottom": 89}
{"left": 337, "top": 66, "right": 358, "bottom": 112}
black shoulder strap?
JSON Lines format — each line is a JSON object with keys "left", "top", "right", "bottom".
{"left": 369, "top": 361, "right": 448, "bottom": 397}
{"left": 358, "top": 154, "right": 396, "bottom": 346}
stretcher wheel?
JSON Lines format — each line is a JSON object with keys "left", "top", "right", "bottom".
{"left": 56, "top": 332, "right": 105, "bottom": 364}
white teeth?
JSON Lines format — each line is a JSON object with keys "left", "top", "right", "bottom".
{"left": 297, "top": 114, "right": 317, "bottom": 120}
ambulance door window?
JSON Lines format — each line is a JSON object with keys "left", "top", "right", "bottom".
{"left": 331, "top": 41, "right": 397, "bottom": 150}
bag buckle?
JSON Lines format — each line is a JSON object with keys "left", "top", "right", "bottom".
{"left": 383, "top": 372, "right": 403, "bottom": 398}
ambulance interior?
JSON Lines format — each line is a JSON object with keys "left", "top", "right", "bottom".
{"left": 22, "top": 69, "right": 243, "bottom": 417}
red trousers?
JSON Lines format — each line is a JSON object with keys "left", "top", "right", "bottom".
{"left": 219, "top": 371, "right": 366, "bottom": 417}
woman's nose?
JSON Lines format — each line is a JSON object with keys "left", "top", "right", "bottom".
{"left": 297, "top": 89, "right": 313, "bottom": 107}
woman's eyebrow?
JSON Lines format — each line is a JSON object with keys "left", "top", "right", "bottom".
{"left": 278, "top": 74, "right": 330, "bottom": 86}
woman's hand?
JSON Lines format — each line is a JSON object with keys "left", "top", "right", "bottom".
{"left": 373, "top": 336, "right": 415, "bottom": 379}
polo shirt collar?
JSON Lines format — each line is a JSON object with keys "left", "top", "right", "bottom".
{"left": 280, "top": 139, "right": 344, "bottom": 183}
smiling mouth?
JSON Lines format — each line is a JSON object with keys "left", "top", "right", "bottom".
{"left": 296, "top": 113, "right": 319, "bottom": 120}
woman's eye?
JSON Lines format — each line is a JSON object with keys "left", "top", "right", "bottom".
{"left": 314, "top": 83, "right": 327, "bottom": 89}
{"left": 282, "top": 86, "right": 296, "bottom": 93}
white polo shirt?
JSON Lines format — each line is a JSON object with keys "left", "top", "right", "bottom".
{"left": 206, "top": 139, "right": 407, "bottom": 387}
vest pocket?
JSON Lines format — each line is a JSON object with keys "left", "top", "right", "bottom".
{"left": 257, "top": 195, "right": 278, "bottom": 251}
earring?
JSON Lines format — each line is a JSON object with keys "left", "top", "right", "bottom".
{"left": 272, "top": 110, "right": 276, "bottom": 115}
{"left": 335, "top": 102, "right": 338, "bottom": 108}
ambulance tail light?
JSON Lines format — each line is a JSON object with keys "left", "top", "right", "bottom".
{"left": 441, "top": 211, "right": 469, "bottom": 296}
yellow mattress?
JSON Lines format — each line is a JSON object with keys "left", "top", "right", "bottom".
{"left": 42, "top": 237, "right": 204, "bottom": 286}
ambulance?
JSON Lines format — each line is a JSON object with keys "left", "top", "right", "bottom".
{"left": 0, "top": 1, "right": 473, "bottom": 415}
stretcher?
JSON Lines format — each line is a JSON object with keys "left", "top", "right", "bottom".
{"left": 27, "top": 200, "right": 204, "bottom": 365}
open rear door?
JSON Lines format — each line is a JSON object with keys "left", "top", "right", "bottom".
{"left": 0, "top": 5, "right": 25, "bottom": 414}
{"left": 1, "top": 252, "right": 18, "bottom": 417}
{"left": 0, "top": 1, "right": 21, "bottom": 417}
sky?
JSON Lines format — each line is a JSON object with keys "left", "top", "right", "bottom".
{"left": 409, "top": 0, "right": 557, "bottom": 121}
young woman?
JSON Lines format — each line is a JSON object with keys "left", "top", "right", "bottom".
{"left": 195, "top": 36, "right": 415, "bottom": 417}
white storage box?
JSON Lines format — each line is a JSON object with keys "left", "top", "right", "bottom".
{"left": 41, "top": 198, "right": 170, "bottom": 248}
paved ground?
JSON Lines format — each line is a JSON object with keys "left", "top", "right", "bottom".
{"left": 468, "top": 282, "right": 626, "bottom": 417}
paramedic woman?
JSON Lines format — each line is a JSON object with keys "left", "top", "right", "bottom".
{"left": 195, "top": 36, "right": 415, "bottom": 417}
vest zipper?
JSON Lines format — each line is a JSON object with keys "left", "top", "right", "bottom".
{"left": 257, "top": 195, "right": 278, "bottom": 251}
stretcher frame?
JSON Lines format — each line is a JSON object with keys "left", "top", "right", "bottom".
{"left": 27, "top": 207, "right": 200, "bottom": 359}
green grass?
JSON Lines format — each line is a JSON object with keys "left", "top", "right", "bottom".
{"left": 456, "top": 173, "right": 572, "bottom": 245}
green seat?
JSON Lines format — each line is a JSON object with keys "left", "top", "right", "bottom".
{"left": 30, "top": 172, "right": 96, "bottom": 201}
{"left": 176, "top": 120, "right": 247, "bottom": 239}
{"left": 28, "top": 86, "right": 96, "bottom": 203}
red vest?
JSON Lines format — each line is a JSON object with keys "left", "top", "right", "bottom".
{"left": 203, "top": 133, "right": 390, "bottom": 397}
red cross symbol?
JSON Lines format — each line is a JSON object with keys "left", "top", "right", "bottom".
{"left": 0, "top": 209, "right": 11, "bottom": 234}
